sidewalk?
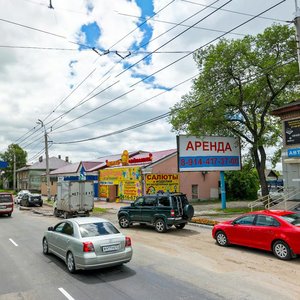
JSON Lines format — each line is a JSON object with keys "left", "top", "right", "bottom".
{"left": 94, "top": 199, "right": 251, "bottom": 223}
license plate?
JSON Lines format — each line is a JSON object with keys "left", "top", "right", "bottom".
{"left": 102, "top": 244, "right": 120, "bottom": 252}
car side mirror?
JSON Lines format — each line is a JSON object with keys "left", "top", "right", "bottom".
{"left": 48, "top": 226, "right": 54, "bottom": 231}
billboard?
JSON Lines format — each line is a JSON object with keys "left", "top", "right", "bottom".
{"left": 145, "top": 174, "right": 179, "bottom": 194}
{"left": 177, "top": 135, "right": 241, "bottom": 171}
{"left": 284, "top": 118, "right": 300, "bottom": 146}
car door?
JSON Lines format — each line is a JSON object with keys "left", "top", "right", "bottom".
{"left": 141, "top": 196, "right": 157, "bottom": 223}
{"left": 128, "top": 197, "right": 144, "bottom": 222}
{"left": 250, "top": 215, "right": 281, "bottom": 250}
{"left": 48, "top": 222, "right": 65, "bottom": 256}
{"left": 55, "top": 222, "right": 74, "bottom": 259}
{"left": 227, "top": 215, "right": 256, "bottom": 246}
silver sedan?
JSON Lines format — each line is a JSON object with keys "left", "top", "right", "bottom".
{"left": 42, "top": 217, "right": 133, "bottom": 273}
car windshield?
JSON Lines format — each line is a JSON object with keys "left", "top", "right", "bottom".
{"left": 79, "top": 222, "right": 120, "bottom": 238}
{"left": 279, "top": 213, "right": 300, "bottom": 226}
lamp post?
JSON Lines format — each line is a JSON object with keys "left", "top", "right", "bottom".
{"left": 37, "top": 119, "right": 51, "bottom": 200}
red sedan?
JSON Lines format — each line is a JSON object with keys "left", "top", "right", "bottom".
{"left": 212, "top": 210, "right": 300, "bottom": 260}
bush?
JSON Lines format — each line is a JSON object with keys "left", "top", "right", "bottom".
{"left": 225, "top": 168, "right": 259, "bottom": 200}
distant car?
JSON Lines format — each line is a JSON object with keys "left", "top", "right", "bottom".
{"left": 15, "top": 190, "right": 30, "bottom": 204}
{"left": 118, "top": 192, "right": 194, "bottom": 233}
{"left": 20, "top": 192, "right": 43, "bottom": 207}
{"left": 0, "top": 192, "right": 14, "bottom": 217}
{"left": 42, "top": 217, "right": 133, "bottom": 273}
{"left": 212, "top": 210, "right": 300, "bottom": 260}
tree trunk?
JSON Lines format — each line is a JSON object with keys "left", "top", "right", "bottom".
{"left": 252, "top": 145, "right": 268, "bottom": 197}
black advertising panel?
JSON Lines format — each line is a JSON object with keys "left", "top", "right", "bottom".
{"left": 285, "top": 118, "right": 300, "bottom": 145}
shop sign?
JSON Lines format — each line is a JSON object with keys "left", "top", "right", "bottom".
{"left": 177, "top": 135, "right": 241, "bottom": 171}
{"left": 106, "top": 150, "right": 152, "bottom": 167}
{"left": 99, "top": 167, "right": 142, "bottom": 200}
{"left": 285, "top": 119, "right": 300, "bottom": 146}
{"left": 288, "top": 148, "right": 300, "bottom": 157}
{"left": 146, "top": 173, "right": 179, "bottom": 194}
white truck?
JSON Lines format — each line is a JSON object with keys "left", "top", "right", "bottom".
{"left": 53, "top": 181, "right": 94, "bottom": 218}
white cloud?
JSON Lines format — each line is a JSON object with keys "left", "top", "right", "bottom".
{"left": 0, "top": 0, "right": 296, "bottom": 164}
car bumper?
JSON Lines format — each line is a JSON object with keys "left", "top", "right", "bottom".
{"left": 166, "top": 218, "right": 188, "bottom": 226}
{"left": 75, "top": 248, "right": 133, "bottom": 270}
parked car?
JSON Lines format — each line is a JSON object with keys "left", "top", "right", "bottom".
{"left": 20, "top": 192, "right": 43, "bottom": 207}
{"left": 15, "top": 190, "right": 30, "bottom": 204}
{"left": 42, "top": 217, "right": 133, "bottom": 273}
{"left": 212, "top": 210, "right": 300, "bottom": 260}
{"left": 118, "top": 192, "right": 194, "bottom": 233}
{"left": 0, "top": 192, "right": 14, "bottom": 217}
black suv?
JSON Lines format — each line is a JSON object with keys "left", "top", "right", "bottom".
{"left": 118, "top": 193, "right": 194, "bottom": 233}
{"left": 20, "top": 193, "right": 43, "bottom": 207}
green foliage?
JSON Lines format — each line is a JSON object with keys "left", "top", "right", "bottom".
{"left": 0, "top": 144, "right": 27, "bottom": 188}
{"left": 169, "top": 24, "right": 299, "bottom": 194}
{"left": 225, "top": 168, "right": 259, "bottom": 200}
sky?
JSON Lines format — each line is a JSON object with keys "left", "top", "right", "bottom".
{"left": 0, "top": 0, "right": 297, "bottom": 165}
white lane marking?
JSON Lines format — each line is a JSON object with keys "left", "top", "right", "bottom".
{"left": 9, "top": 238, "right": 18, "bottom": 246}
{"left": 58, "top": 288, "right": 75, "bottom": 300}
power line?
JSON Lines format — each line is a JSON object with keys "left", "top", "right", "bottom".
{"left": 116, "top": 12, "right": 245, "bottom": 37}
{"left": 181, "top": 0, "right": 291, "bottom": 23}
{"left": 116, "top": 0, "right": 232, "bottom": 77}
{"left": 129, "top": 0, "right": 287, "bottom": 88}
{"left": 53, "top": 57, "right": 296, "bottom": 145}
{"left": 108, "top": 0, "right": 176, "bottom": 50}
{"left": 51, "top": 73, "right": 199, "bottom": 134}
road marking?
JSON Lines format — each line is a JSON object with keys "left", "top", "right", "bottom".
{"left": 58, "top": 288, "right": 75, "bottom": 300}
{"left": 9, "top": 238, "right": 18, "bottom": 247}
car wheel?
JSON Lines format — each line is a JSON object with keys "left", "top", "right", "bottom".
{"left": 119, "top": 216, "right": 130, "bottom": 228}
{"left": 43, "top": 238, "right": 49, "bottom": 255}
{"left": 54, "top": 208, "right": 59, "bottom": 217}
{"left": 7, "top": 213, "right": 12, "bottom": 217}
{"left": 175, "top": 223, "right": 186, "bottom": 229}
{"left": 215, "top": 230, "right": 229, "bottom": 246}
{"left": 272, "top": 240, "right": 292, "bottom": 260}
{"left": 66, "top": 252, "right": 76, "bottom": 273}
{"left": 155, "top": 218, "right": 167, "bottom": 233}
{"left": 40, "top": 202, "right": 43, "bottom": 207}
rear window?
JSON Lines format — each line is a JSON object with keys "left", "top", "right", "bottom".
{"left": 0, "top": 194, "right": 12, "bottom": 203}
{"left": 171, "top": 195, "right": 188, "bottom": 207}
{"left": 279, "top": 213, "right": 300, "bottom": 226}
{"left": 79, "top": 222, "right": 120, "bottom": 238}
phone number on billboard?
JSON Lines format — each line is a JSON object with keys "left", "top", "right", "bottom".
{"left": 180, "top": 156, "right": 240, "bottom": 168}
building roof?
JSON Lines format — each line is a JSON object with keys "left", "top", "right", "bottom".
{"left": 49, "top": 162, "right": 80, "bottom": 175}
{"left": 17, "top": 157, "right": 71, "bottom": 172}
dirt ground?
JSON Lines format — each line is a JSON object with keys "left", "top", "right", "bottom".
{"left": 27, "top": 203, "right": 300, "bottom": 299}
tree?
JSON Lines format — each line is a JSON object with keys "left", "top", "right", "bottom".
{"left": 169, "top": 24, "right": 299, "bottom": 197}
{"left": 0, "top": 144, "right": 27, "bottom": 189}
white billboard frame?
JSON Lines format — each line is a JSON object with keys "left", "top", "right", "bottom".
{"left": 177, "top": 135, "right": 241, "bottom": 171}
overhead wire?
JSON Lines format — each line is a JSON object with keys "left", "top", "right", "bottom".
{"left": 116, "top": 0, "right": 232, "bottom": 77}
{"left": 51, "top": 0, "right": 290, "bottom": 145}
{"left": 51, "top": 73, "right": 200, "bottom": 134}
{"left": 129, "top": 0, "right": 287, "bottom": 88}
{"left": 53, "top": 56, "right": 297, "bottom": 145}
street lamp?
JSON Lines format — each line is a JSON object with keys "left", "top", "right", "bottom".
{"left": 37, "top": 119, "right": 51, "bottom": 200}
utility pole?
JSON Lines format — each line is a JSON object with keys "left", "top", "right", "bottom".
{"left": 294, "top": 0, "right": 300, "bottom": 72}
{"left": 37, "top": 119, "right": 51, "bottom": 200}
{"left": 13, "top": 152, "right": 16, "bottom": 191}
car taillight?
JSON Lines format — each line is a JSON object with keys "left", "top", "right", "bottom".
{"left": 171, "top": 209, "right": 175, "bottom": 217}
{"left": 125, "top": 237, "right": 131, "bottom": 247}
{"left": 83, "top": 241, "right": 95, "bottom": 252}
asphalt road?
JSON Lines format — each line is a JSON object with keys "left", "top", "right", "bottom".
{"left": 1, "top": 206, "right": 300, "bottom": 300}
{"left": 0, "top": 208, "right": 219, "bottom": 300}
